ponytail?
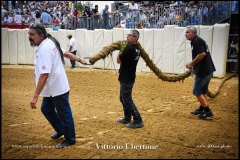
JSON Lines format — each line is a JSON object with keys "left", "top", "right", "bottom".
{"left": 46, "top": 33, "right": 65, "bottom": 65}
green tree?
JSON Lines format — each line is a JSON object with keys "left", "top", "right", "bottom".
{"left": 74, "top": 1, "right": 84, "bottom": 12}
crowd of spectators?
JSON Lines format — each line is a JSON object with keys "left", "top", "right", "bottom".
{"left": 1, "top": 1, "right": 72, "bottom": 29}
{"left": 1, "top": 1, "right": 238, "bottom": 30}
{"left": 121, "top": 1, "right": 237, "bottom": 29}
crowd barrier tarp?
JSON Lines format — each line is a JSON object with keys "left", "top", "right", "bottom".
{"left": 174, "top": 27, "right": 186, "bottom": 74}
{"left": 76, "top": 29, "right": 86, "bottom": 68}
{"left": 48, "top": 30, "right": 58, "bottom": 40}
{"left": 57, "top": 29, "right": 68, "bottom": 66}
{"left": 142, "top": 29, "right": 154, "bottom": 72}
{"left": 1, "top": 25, "right": 230, "bottom": 78}
{"left": 8, "top": 29, "right": 18, "bottom": 64}
{"left": 103, "top": 30, "right": 113, "bottom": 69}
{"left": 153, "top": 29, "right": 164, "bottom": 71}
{"left": 211, "top": 23, "right": 230, "bottom": 78}
{"left": 162, "top": 25, "right": 177, "bottom": 73}
{"left": 199, "top": 25, "right": 213, "bottom": 55}
{"left": 136, "top": 29, "right": 144, "bottom": 72}
{"left": 93, "top": 29, "right": 104, "bottom": 69}
{"left": 2, "top": 28, "right": 9, "bottom": 64}
{"left": 185, "top": 39, "right": 192, "bottom": 72}
{"left": 123, "top": 29, "right": 131, "bottom": 42}
{"left": 17, "top": 29, "right": 26, "bottom": 64}
{"left": 112, "top": 28, "right": 124, "bottom": 70}
{"left": 84, "top": 30, "right": 94, "bottom": 68}
{"left": 24, "top": 28, "right": 34, "bottom": 65}
{"left": 45, "top": 28, "right": 52, "bottom": 34}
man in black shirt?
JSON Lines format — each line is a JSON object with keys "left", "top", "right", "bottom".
{"left": 92, "top": 5, "right": 99, "bottom": 15}
{"left": 116, "top": 30, "right": 144, "bottom": 128}
{"left": 185, "top": 26, "right": 216, "bottom": 119}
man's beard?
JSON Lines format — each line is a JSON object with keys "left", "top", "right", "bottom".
{"left": 29, "top": 40, "right": 36, "bottom": 47}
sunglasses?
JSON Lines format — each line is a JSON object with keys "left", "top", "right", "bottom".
{"left": 30, "top": 23, "right": 46, "bottom": 30}
{"left": 127, "top": 34, "right": 136, "bottom": 37}
{"left": 29, "top": 23, "right": 47, "bottom": 36}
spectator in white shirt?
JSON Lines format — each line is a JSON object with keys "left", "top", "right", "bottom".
{"left": 67, "top": 34, "right": 78, "bottom": 68}
{"left": 139, "top": 9, "right": 146, "bottom": 28}
{"left": 14, "top": 11, "right": 23, "bottom": 24}
{"left": 3, "top": 13, "right": 14, "bottom": 24}
{"left": 129, "top": 1, "right": 139, "bottom": 19}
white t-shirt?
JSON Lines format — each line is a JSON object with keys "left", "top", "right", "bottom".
{"left": 69, "top": 37, "right": 77, "bottom": 52}
{"left": 14, "top": 14, "right": 22, "bottom": 24}
{"left": 139, "top": 13, "right": 146, "bottom": 22}
{"left": 34, "top": 38, "right": 70, "bottom": 97}
{"left": 129, "top": 3, "right": 139, "bottom": 18}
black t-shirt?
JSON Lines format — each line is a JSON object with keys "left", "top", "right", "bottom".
{"left": 36, "top": 12, "right": 41, "bottom": 18}
{"left": 191, "top": 36, "right": 216, "bottom": 77}
{"left": 118, "top": 44, "right": 140, "bottom": 83}
{"left": 92, "top": 8, "right": 98, "bottom": 14}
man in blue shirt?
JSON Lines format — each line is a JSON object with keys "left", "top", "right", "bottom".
{"left": 40, "top": 10, "right": 52, "bottom": 26}
{"left": 102, "top": 5, "right": 110, "bottom": 29}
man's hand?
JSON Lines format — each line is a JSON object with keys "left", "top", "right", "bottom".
{"left": 29, "top": 73, "right": 48, "bottom": 109}
{"left": 78, "top": 58, "right": 87, "bottom": 65}
{"left": 186, "top": 62, "right": 193, "bottom": 69}
{"left": 30, "top": 96, "right": 38, "bottom": 109}
{"left": 117, "top": 51, "right": 122, "bottom": 64}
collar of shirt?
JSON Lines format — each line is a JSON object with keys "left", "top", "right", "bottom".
{"left": 35, "top": 38, "right": 49, "bottom": 52}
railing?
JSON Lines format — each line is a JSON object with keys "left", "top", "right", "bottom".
{"left": 1, "top": 1, "right": 235, "bottom": 30}
{"left": 69, "top": 1, "right": 233, "bottom": 30}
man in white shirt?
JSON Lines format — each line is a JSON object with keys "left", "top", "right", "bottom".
{"left": 128, "top": 1, "right": 139, "bottom": 28}
{"left": 129, "top": 1, "right": 139, "bottom": 18}
{"left": 28, "top": 23, "right": 86, "bottom": 149}
{"left": 3, "top": 13, "right": 14, "bottom": 24}
{"left": 139, "top": 9, "right": 146, "bottom": 28}
{"left": 67, "top": 34, "right": 78, "bottom": 68}
{"left": 62, "top": 11, "right": 70, "bottom": 29}
{"left": 14, "top": 11, "right": 22, "bottom": 24}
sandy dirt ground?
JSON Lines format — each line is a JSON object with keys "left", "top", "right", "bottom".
{"left": 1, "top": 65, "right": 239, "bottom": 159}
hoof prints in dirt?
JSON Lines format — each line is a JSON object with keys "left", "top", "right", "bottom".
{"left": 80, "top": 116, "right": 97, "bottom": 121}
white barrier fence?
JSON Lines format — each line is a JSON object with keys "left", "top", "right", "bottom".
{"left": 1, "top": 23, "right": 229, "bottom": 78}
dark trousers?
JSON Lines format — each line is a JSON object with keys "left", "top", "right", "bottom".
{"left": 70, "top": 50, "right": 77, "bottom": 68}
{"left": 41, "top": 91, "right": 76, "bottom": 144}
{"left": 120, "top": 81, "right": 142, "bottom": 123}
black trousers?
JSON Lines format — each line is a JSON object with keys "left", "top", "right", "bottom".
{"left": 70, "top": 50, "right": 77, "bottom": 68}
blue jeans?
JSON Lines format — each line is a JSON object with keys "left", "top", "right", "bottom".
{"left": 193, "top": 73, "right": 213, "bottom": 96}
{"left": 103, "top": 16, "right": 109, "bottom": 29}
{"left": 120, "top": 82, "right": 142, "bottom": 123}
{"left": 41, "top": 91, "right": 75, "bottom": 144}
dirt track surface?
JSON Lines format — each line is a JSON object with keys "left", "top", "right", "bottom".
{"left": 2, "top": 65, "right": 239, "bottom": 159}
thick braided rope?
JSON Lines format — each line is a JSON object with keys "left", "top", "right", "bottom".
{"left": 207, "top": 47, "right": 238, "bottom": 98}
{"left": 89, "top": 40, "right": 191, "bottom": 82}
{"left": 89, "top": 40, "right": 238, "bottom": 98}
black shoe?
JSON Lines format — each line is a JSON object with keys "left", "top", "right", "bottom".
{"left": 116, "top": 118, "right": 131, "bottom": 124}
{"left": 51, "top": 132, "right": 64, "bottom": 139}
{"left": 190, "top": 107, "right": 203, "bottom": 115}
{"left": 56, "top": 140, "right": 75, "bottom": 149}
{"left": 126, "top": 122, "right": 144, "bottom": 129}
{"left": 198, "top": 110, "right": 214, "bottom": 119}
